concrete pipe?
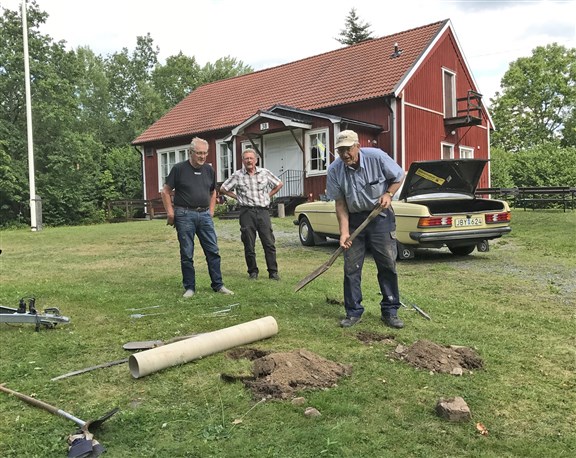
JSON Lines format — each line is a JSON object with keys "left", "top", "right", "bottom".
{"left": 129, "top": 316, "right": 278, "bottom": 378}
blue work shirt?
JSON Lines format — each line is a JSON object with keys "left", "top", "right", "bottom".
{"left": 326, "top": 147, "right": 404, "bottom": 213}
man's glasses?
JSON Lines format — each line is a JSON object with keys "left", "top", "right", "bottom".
{"left": 191, "top": 150, "right": 209, "bottom": 156}
{"left": 337, "top": 146, "right": 352, "bottom": 155}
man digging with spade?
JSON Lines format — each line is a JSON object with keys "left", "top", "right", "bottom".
{"left": 326, "top": 130, "right": 405, "bottom": 328}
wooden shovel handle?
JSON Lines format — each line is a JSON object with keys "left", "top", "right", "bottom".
{"left": 346, "top": 204, "right": 383, "bottom": 243}
{"left": 326, "top": 204, "right": 382, "bottom": 266}
{"left": 0, "top": 383, "right": 61, "bottom": 415}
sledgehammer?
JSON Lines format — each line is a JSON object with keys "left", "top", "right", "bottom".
{"left": 0, "top": 383, "right": 118, "bottom": 457}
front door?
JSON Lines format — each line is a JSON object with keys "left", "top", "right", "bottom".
{"left": 263, "top": 131, "right": 303, "bottom": 197}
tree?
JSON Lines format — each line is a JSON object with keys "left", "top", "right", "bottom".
{"left": 490, "top": 43, "right": 576, "bottom": 151}
{"left": 0, "top": 2, "right": 255, "bottom": 227}
{"left": 198, "top": 56, "right": 252, "bottom": 85}
{"left": 336, "top": 8, "right": 373, "bottom": 45}
{"left": 152, "top": 52, "right": 201, "bottom": 109}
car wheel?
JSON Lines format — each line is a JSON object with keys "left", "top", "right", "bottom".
{"left": 299, "top": 217, "right": 316, "bottom": 246}
{"left": 396, "top": 241, "right": 415, "bottom": 260}
{"left": 448, "top": 245, "right": 476, "bottom": 256}
{"left": 476, "top": 240, "right": 490, "bottom": 252}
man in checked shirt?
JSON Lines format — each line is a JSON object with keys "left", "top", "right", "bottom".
{"left": 220, "top": 149, "right": 284, "bottom": 280}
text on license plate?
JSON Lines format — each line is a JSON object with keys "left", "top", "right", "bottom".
{"left": 454, "top": 216, "right": 483, "bottom": 227}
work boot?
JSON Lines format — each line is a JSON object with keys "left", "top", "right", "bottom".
{"left": 248, "top": 272, "right": 258, "bottom": 280}
{"left": 269, "top": 272, "right": 280, "bottom": 281}
{"left": 340, "top": 316, "right": 362, "bottom": 328}
{"left": 381, "top": 314, "right": 404, "bottom": 329}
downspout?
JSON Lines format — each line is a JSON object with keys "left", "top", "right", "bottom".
{"left": 133, "top": 145, "right": 147, "bottom": 212}
{"left": 400, "top": 91, "right": 406, "bottom": 171}
{"left": 382, "top": 97, "right": 396, "bottom": 163}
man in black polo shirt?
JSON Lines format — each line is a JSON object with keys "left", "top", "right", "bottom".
{"left": 162, "top": 137, "right": 234, "bottom": 298}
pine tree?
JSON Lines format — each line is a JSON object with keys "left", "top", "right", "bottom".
{"left": 336, "top": 8, "right": 373, "bottom": 45}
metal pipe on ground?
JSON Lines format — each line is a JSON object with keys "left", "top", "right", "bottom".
{"left": 129, "top": 316, "right": 278, "bottom": 378}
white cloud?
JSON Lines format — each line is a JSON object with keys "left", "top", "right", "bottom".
{"left": 3, "top": 0, "right": 576, "bottom": 104}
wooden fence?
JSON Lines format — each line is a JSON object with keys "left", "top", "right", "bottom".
{"left": 475, "top": 186, "right": 576, "bottom": 211}
{"left": 106, "top": 199, "right": 164, "bottom": 221}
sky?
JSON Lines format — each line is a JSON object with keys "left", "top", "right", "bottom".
{"left": 3, "top": 0, "right": 576, "bottom": 105}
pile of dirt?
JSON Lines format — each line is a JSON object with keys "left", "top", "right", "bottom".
{"left": 225, "top": 348, "right": 352, "bottom": 399}
{"left": 392, "top": 339, "right": 483, "bottom": 374}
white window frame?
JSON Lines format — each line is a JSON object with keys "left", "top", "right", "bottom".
{"left": 216, "top": 140, "right": 233, "bottom": 182}
{"left": 304, "top": 128, "right": 330, "bottom": 176}
{"left": 459, "top": 146, "right": 474, "bottom": 159}
{"left": 441, "top": 142, "right": 454, "bottom": 159}
{"left": 157, "top": 145, "right": 189, "bottom": 191}
{"left": 443, "top": 68, "right": 456, "bottom": 118}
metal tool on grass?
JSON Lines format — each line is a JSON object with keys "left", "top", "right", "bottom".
{"left": 129, "top": 312, "right": 167, "bottom": 319}
{"left": 400, "top": 300, "right": 431, "bottom": 320}
{"left": 0, "top": 384, "right": 118, "bottom": 457}
{"left": 125, "top": 305, "right": 162, "bottom": 312}
{"left": 122, "top": 333, "right": 200, "bottom": 351}
{"left": 295, "top": 205, "right": 383, "bottom": 292}
{"left": 51, "top": 358, "right": 129, "bottom": 382}
{"left": 51, "top": 334, "right": 203, "bottom": 380}
{"left": 0, "top": 297, "right": 70, "bottom": 331}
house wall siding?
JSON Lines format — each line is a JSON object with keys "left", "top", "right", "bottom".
{"left": 402, "top": 30, "right": 490, "bottom": 184}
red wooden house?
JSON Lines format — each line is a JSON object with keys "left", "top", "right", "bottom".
{"left": 132, "top": 19, "right": 494, "bottom": 212}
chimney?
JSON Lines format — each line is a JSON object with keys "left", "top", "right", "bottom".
{"left": 391, "top": 42, "right": 402, "bottom": 58}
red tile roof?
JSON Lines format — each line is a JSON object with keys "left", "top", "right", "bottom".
{"left": 133, "top": 20, "right": 448, "bottom": 145}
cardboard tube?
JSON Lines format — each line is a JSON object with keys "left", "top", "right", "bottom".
{"left": 129, "top": 316, "right": 278, "bottom": 378}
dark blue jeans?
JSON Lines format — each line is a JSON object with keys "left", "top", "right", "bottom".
{"left": 343, "top": 213, "right": 400, "bottom": 318}
{"left": 174, "top": 208, "right": 223, "bottom": 292}
{"left": 239, "top": 207, "right": 278, "bottom": 276}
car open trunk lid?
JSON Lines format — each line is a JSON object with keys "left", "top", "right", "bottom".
{"left": 398, "top": 159, "right": 487, "bottom": 201}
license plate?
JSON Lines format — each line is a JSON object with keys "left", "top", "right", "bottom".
{"left": 454, "top": 216, "right": 483, "bottom": 227}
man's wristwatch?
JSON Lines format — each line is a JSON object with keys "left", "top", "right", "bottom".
{"left": 386, "top": 191, "right": 394, "bottom": 197}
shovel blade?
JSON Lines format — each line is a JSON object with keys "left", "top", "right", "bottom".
{"left": 85, "top": 407, "right": 120, "bottom": 433}
{"left": 294, "top": 263, "right": 330, "bottom": 292}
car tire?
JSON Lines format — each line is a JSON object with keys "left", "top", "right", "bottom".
{"left": 299, "top": 217, "right": 316, "bottom": 246}
{"left": 476, "top": 240, "right": 490, "bottom": 252}
{"left": 396, "top": 241, "right": 415, "bottom": 260}
{"left": 448, "top": 245, "right": 476, "bottom": 256}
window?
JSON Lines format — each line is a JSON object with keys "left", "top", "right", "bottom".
{"left": 305, "top": 128, "right": 329, "bottom": 175}
{"left": 441, "top": 143, "right": 454, "bottom": 159}
{"left": 443, "top": 69, "right": 456, "bottom": 118}
{"left": 459, "top": 146, "right": 474, "bottom": 159}
{"left": 157, "top": 145, "right": 188, "bottom": 190}
{"left": 216, "top": 141, "right": 233, "bottom": 182}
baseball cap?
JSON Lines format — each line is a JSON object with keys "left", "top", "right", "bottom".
{"left": 335, "top": 130, "right": 359, "bottom": 149}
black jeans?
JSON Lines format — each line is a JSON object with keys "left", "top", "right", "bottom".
{"left": 239, "top": 207, "right": 278, "bottom": 276}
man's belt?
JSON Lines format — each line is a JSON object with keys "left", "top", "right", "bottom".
{"left": 240, "top": 206, "right": 269, "bottom": 210}
{"left": 175, "top": 205, "right": 209, "bottom": 212}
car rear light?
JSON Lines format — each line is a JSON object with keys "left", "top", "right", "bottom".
{"left": 417, "top": 216, "right": 452, "bottom": 228}
{"left": 485, "top": 212, "right": 511, "bottom": 223}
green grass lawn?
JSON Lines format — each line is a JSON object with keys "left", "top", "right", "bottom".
{"left": 0, "top": 210, "right": 575, "bottom": 457}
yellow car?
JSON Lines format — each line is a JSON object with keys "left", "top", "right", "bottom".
{"left": 293, "top": 159, "right": 511, "bottom": 259}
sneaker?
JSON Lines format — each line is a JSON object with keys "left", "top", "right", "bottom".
{"left": 249, "top": 272, "right": 258, "bottom": 280}
{"left": 340, "top": 316, "right": 362, "bottom": 328}
{"left": 183, "top": 289, "right": 195, "bottom": 298}
{"left": 269, "top": 272, "right": 280, "bottom": 281}
{"left": 381, "top": 315, "right": 404, "bottom": 329}
{"left": 217, "top": 286, "right": 234, "bottom": 295}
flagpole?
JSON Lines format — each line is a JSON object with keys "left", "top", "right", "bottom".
{"left": 22, "top": 0, "right": 39, "bottom": 231}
